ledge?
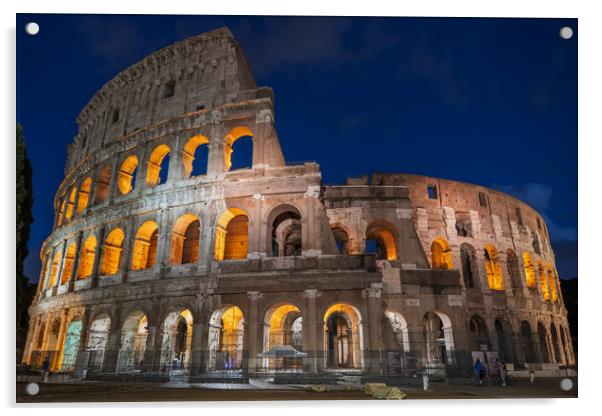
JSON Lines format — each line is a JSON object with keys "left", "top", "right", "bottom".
{"left": 98, "top": 273, "right": 123, "bottom": 287}
{"left": 128, "top": 268, "right": 159, "bottom": 283}
{"left": 74, "top": 278, "right": 93, "bottom": 291}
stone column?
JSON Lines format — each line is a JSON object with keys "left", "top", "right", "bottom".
{"left": 143, "top": 303, "right": 162, "bottom": 373}
{"left": 302, "top": 289, "right": 320, "bottom": 374}
{"left": 364, "top": 283, "right": 383, "bottom": 374}
{"left": 156, "top": 209, "right": 170, "bottom": 277}
{"left": 190, "top": 302, "right": 210, "bottom": 376}
{"left": 207, "top": 115, "right": 225, "bottom": 176}
{"left": 68, "top": 231, "right": 85, "bottom": 291}
{"left": 90, "top": 226, "right": 105, "bottom": 287}
{"left": 22, "top": 315, "right": 40, "bottom": 365}
{"left": 51, "top": 309, "right": 69, "bottom": 371}
{"left": 244, "top": 291, "right": 262, "bottom": 375}
{"left": 55, "top": 239, "right": 68, "bottom": 289}
{"left": 103, "top": 308, "right": 122, "bottom": 373}
{"left": 120, "top": 217, "right": 137, "bottom": 282}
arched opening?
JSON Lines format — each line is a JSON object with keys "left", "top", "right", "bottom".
{"left": 523, "top": 252, "right": 537, "bottom": 288}
{"left": 484, "top": 244, "right": 504, "bottom": 291}
{"left": 159, "top": 309, "right": 193, "bottom": 372}
{"left": 182, "top": 134, "right": 209, "bottom": 177}
{"left": 332, "top": 227, "right": 350, "bottom": 255}
{"left": 495, "top": 318, "right": 513, "bottom": 363}
{"left": 77, "top": 177, "right": 92, "bottom": 213}
{"left": 547, "top": 264, "right": 558, "bottom": 302}
{"left": 537, "top": 322, "right": 550, "bottom": 363}
{"left": 146, "top": 144, "right": 171, "bottom": 186}
{"left": 423, "top": 311, "right": 455, "bottom": 366}
{"left": 323, "top": 304, "right": 363, "bottom": 370}
{"left": 47, "top": 319, "right": 61, "bottom": 370}
{"left": 537, "top": 260, "right": 550, "bottom": 301}
{"left": 469, "top": 315, "right": 490, "bottom": 351}
{"left": 225, "top": 126, "right": 254, "bottom": 171}
{"left": 208, "top": 306, "right": 245, "bottom": 371}
{"left": 270, "top": 206, "right": 302, "bottom": 257}
{"left": 94, "top": 164, "right": 112, "bottom": 204}
{"left": 550, "top": 324, "right": 563, "bottom": 364}
{"left": 76, "top": 235, "right": 97, "bottom": 280}
{"left": 117, "top": 155, "right": 138, "bottom": 195}
{"left": 561, "top": 326, "right": 574, "bottom": 365}
{"left": 100, "top": 228, "right": 125, "bottom": 275}
{"left": 520, "top": 321, "right": 537, "bottom": 364}
{"left": 131, "top": 221, "right": 159, "bottom": 270}
{"left": 87, "top": 313, "right": 111, "bottom": 370}
{"left": 170, "top": 214, "right": 201, "bottom": 264}
{"left": 57, "top": 199, "right": 66, "bottom": 226}
{"left": 48, "top": 250, "right": 62, "bottom": 288}
{"left": 117, "top": 310, "right": 149, "bottom": 372}
{"left": 215, "top": 208, "right": 249, "bottom": 260}
{"left": 365, "top": 221, "right": 398, "bottom": 261}
{"left": 431, "top": 238, "right": 453, "bottom": 269}
{"left": 506, "top": 249, "right": 521, "bottom": 288}
{"left": 263, "top": 304, "right": 303, "bottom": 371}
{"left": 60, "top": 318, "right": 82, "bottom": 371}
{"left": 385, "top": 311, "right": 410, "bottom": 352}
{"left": 65, "top": 187, "right": 77, "bottom": 220}
{"left": 460, "top": 243, "right": 478, "bottom": 288}
{"left": 60, "top": 243, "right": 77, "bottom": 285}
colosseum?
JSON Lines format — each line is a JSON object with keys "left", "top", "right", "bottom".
{"left": 22, "top": 27, "right": 575, "bottom": 383}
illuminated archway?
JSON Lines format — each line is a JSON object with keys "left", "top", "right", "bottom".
{"left": 423, "top": 311, "right": 455, "bottom": 365}
{"left": 323, "top": 303, "right": 363, "bottom": 370}
{"left": 431, "top": 237, "right": 453, "bottom": 269}
{"left": 225, "top": 126, "right": 254, "bottom": 171}
{"left": 94, "top": 164, "right": 112, "bottom": 204}
{"left": 182, "top": 134, "right": 209, "bottom": 177}
{"left": 263, "top": 304, "right": 303, "bottom": 370}
{"left": 48, "top": 250, "right": 62, "bottom": 288}
{"left": 146, "top": 144, "right": 171, "bottom": 186}
{"left": 208, "top": 306, "right": 245, "bottom": 371}
{"left": 117, "top": 310, "right": 148, "bottom": 372}
{"left": 159, "top": 309, "right": 193, "bottom": 370}
{"left": 170, "top": 214, "right": 201, "bottom": 264}
{"left": 65, "top": 187, "right": 77, "bottom": 220}
{"left": 547, "top": 264, "right": 558, "bottom": 302}
{"left": 522, "top": 252, "right": 537, "bottom": 288}
{"left": 117, "top": 155, "right": 138, "bottom": 195}
{"left": 87, "top": 313, "right": 111, "bottom": 370}
{"left": 76, "top": 177, "right": 92, "bottom": 213}
{"left": 366, "top": 220, "right": 398, "bottom": 261}
{"left": 76, "top": 235, "right": 97, "bottom": 280}
{"left": 215, "top": 208, "right": 249, "bottom": 260}
{"left": 270, "top": 207, "right": 302, "bottom": 257}
{"left": 537, "top": 259, "right": 550, "bottom": 300}
{"left": 385, "top": 310, "right": 410, "bottom": 352}
{"left": 60, "top": 243, "right": 77, "bottom": 284}
{"left": 60, "top": 318, "right": 82, "bottom": 371}
{"left": 484, "top": 244, "right": 504, "bottom": 291}
{"left": 131, "top": 221, "right": 159, "bottom": 270}
{"left": 100, "top": 228, "right": 125, "bottom": 275}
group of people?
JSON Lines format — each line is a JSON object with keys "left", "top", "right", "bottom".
{"left": 473, "top": 358, "right": 507, "bottom": 386}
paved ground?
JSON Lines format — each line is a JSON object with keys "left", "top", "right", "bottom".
{"left": 16, "top": 378, "right": 577, "bottom": 403}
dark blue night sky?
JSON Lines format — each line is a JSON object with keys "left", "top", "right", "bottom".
{"left": 16, "top": 14, "right": 577, "bottom": 282}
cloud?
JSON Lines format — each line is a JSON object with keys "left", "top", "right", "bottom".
{"left": 495, "top": 182, "right": 577, "bottom": 242}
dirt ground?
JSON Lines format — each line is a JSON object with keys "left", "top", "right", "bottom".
{"left": 16, "top": 378, "right": 577, "bottom": 403}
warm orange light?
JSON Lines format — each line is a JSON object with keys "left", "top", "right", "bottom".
{"left": 100, "top": 228, "right": 125, "bottom": 275}
{"left": 146, "top": 144, "right": 170, "bottom": 186}
{"left": 118, "top": 155, "right": 138, "bottom": 195}
{"left": 76, "top": 235, "right": 96, "bottom": 279}
{"left": 431, "top": 237, "right": 453, "bottom": 269}
{"left": 484, "top": 244, "right": 504, "bottom": 291}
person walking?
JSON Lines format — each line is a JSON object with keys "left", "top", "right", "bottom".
{"left": 474, "top": 358, "right": 484, "bottom": 386}
{"left": 497, "top": 359, "right": 507, "bottom": 386}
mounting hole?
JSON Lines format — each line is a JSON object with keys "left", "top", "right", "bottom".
{"left": 25, "top": 382, "right": 40, "bottom": 396}
{"left": 25, "top": 22, "right": 40, "bottom": 36}
{"left": 560, "top": 378, "right": 573, "bottom": 391}
{"left": 559, "top": 26, "right": 573, "bottom": 40}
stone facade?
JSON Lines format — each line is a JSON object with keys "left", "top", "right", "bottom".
{"left": 22, "top": 28, "right": 574, "bottom": 380}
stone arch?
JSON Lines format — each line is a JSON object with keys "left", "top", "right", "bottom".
{"left": 146, "top": 144, "right": 171, "bottom": 186}
{"left": 460, "top": 243, "right": 478, "bottom": 288}
{"left": 87, "top": 312, "right": 111, "bottom": 370}
{"left": 506, "top": 249, "right": 521, "bottom": 288}
{"left": 57, "top": 199, "right": 66, "bottom": 226}
{"left": 117, "top": 310, "right": 149, "bottom": 372}
{"left": 550, "top": 323, "right": 563, "bottom": 364}
{"left": 323, "top": 303, "right": 364, "bottom": 369}
{"left": 384, "top": 310, "right": 410, "bottom": 352}
{"left": 215, "top": 208, "right": 249, "bottom": 260}
{"left": 60, "top": 242, "right": 77, "bottom": 284}
{"left": 520, "top": 320, "right": 537, "bottom": 364}
{"left": 182, "top": 134, "right": 209, "bottom": 177}
{"left": 159, "top": 309, "right": 194, "bottom": 370}
{"left": 48, "top": 249, "right": 62, "bottom": 287}
{"left": 423, "top": 311, "right": 455, "bottom": 365}
{"left": 131, "top": 221, "right": 159, "bottom": 270}
{"left": 561, "top": 325, "right": 574, "bottom": 365}
{"left": 268, "top": 204, "right": 302, "bottom": 257}
{"left": 65, "top": 186, "right": 77, "bottom": 220}
{"left": 522, "top": 252, "right": 537, "bottom": 288}
{"left": 225, "top": 126, "right": 254, "bottom": 171}
{"left": 76, "top": 235, "right": 97, "bottom": 280}
{"left": 537, "top": 259, "right": 550, "bottom": 301}
{"left": 332, "top": 226, "right": 350, "bottom": 255}
{"left": 546, "top": 263, "right": 558, "bottom": 302}
{"left": 484, "top": 244, "right": 504, "bottom": 291}
{"left": 208, "top": 305, "right": 245, "bottom": 371}
{"left": 94, "top": 164, "right": 112, "bottom": 204}
{"left": 170, "top": 214, "right": 201, "bottom": 264}
{"left": 365, "top": 220, "right": 398, "bottom": 261}
{"left": 76, "top": 177, "right": 92, "bottom": 213}
{"left": 117, "top": 155, "right": 138, "bottom": 195}
{"left": 262, "top": 303, "right": 303, "bottom": 370}
{"left": 468, "top": 315, "right": 490, "bottom": 350}
{"left": 60, "top": 317, "right": 83, "bottom": 371}
{"left": 431, "top": 237, "right": 453, "bottom": 269}
{"left": 537, "top": 321, "right": 550, "bottom": 363}
{"left": 100, "top": 227, "right": 125, "bottom": 275}
{"left": 494, "top": 317, "right": 514, "bottom": 363}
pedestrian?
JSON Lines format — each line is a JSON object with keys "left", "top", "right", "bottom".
{"left": 42, "top": 357, "right": 50, "bottom": 383}
{"left": 474, "top": 358, "right": 484, "bottom": 386}
{"left": 497, "top": 359, "right": 507, "bottom": 386}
